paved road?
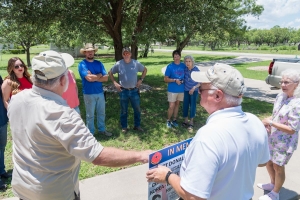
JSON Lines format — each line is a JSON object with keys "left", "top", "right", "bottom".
{"left": 155, "top": 49, "right": 299, "bottom": 61}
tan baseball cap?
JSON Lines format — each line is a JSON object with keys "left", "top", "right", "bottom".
{"left": 32, "top": 50, "right": 74, "bottom": 80}
{"left": 191, "top": 63, "right": 246, "bottom": 97}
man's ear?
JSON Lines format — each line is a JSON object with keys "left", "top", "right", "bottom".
{"left": 60, "top": 73, "right": 67, "bottom": 86}
{"left": 214, "top": 90, "right": 224, "bottom": 102}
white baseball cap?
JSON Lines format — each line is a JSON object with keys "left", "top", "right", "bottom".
{"left": 32, "top": 50, "right": 74, "bottom": 80}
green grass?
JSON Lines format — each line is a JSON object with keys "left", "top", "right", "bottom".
{"left": 0, "top": 48, "right": 274, "bottom": 198}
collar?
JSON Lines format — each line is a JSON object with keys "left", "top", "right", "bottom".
{"left": 32, "top": 85, "right": 66, "bottom": 105}
{"left": 206, "top": 106, "right": 245, "bottom": 124}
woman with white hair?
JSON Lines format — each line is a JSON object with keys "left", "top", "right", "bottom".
{"left": 182, "top": 55, "right": 200, "bottom": 130}
{"left": 258, "top": 69, "right": 300, "bottom": 200}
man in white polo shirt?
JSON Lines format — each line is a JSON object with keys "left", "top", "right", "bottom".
{"left": 146, "top": 63, "right": 270, "bottom": 200}
{"left": 8, "top": 50, "right": 151, "bottom": 200}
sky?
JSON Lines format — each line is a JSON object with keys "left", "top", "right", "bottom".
{"left": 244, "top": 0, "right": 300, "bottom": 29}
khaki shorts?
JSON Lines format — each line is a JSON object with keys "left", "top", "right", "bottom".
{"left": 168, "top": 92, "right": 184, "bottom": 102}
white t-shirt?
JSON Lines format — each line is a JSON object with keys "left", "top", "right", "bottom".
{"left": 180, "top": 106, "right": 270, "bottom": 200}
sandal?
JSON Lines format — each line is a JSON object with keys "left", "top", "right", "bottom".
{"left": 182, "top": 122, "right": 188, "bottom": 127}
{"left": 187, "top": 124, "right": 194, "bottom": 130}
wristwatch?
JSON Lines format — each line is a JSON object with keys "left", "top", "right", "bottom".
{"left": 165, "top": 171, "right": 173, "bottom": 185}
{"left": 139, "top": 78, "right": 144, "bottom": 81}
{"left": 269, "top": 120, "right": 273, "bottom": 126}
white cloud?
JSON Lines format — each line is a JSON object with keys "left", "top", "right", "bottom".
{"left": 244, "top": 0, "right": 300, "bottom": 29}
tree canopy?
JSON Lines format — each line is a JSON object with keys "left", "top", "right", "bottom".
{"left": 1, "top": 0, "right": 266, "bottom": 61}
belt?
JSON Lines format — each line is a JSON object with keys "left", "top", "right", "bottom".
{"left": 121, "top": 87, "right": 136, "bottom": 90}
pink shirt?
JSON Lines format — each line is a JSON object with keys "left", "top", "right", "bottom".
{"left": 62, "top": 71, "right": 80, "bottom": 108}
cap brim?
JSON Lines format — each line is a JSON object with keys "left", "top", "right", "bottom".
{"left": 191, "top": 71, "right": 210, "bottom": 83}
{"left": 61, "top": 53, "right": 74, "bottom": 68}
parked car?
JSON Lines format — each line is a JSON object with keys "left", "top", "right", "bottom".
{"left": 265, "top": 58, "right": 300, "bottom": 89}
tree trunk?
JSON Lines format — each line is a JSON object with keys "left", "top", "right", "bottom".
{"left": 26, "top": 47, "right": 31, "bottom": 67}
{"left": 101, "top": 1, "right": 124, "bottom": 61}
{"left": 176, "top": 32, "right": 194, "bottom": 53}
{"left": 143, "top": 43, "right": 150, "bottom": 58}
{"left": 131, "top": 43, "right": 138, "bottom": 60}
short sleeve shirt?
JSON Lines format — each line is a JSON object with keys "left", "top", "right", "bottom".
{"left": 184, "top": 66, "right": 200, "bottom": 91}
{"left": 269, "top": 92, "right": 300, "bottom": 153}
{"left": 110, "top": 59, "right": 145, "bottom": 88}
{"left": 8, "top": 86, "right": 103, "bottom": 200}
{"left": 78, "top": 59, "right": 107, "bottom": 94}
{"left": 180, "top": 106, "right": 270, "bottom": 199}
{"left": 165, "top": 62, "right": 185, "bottom": 93}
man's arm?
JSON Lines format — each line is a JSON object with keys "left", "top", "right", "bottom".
{"left": 136, "top": 67, "right": 147, "bottom": 88}
{"left": 108, "top": 70, "right": 122, "bottom": 91}
{"left": 92, "top": 147, "right": 152, "bottom": 167}
{"left": 146, "top": 165, "right": 206, "bottom": 200}
{"left": 85, "top": 72, "right": 107, "bottom": 82}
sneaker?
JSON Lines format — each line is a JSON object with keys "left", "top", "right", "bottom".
{"left": 0, "top": 179, "right": 7, "bottom": 190}
{"left": 0, "top": 172, "right": 12, "bottom": 179}
{"left": 99, "top": 130, "right": 112, "bottom": 137}
{"left": 187, "top": 124, "right": 194, "bottom": 130}
{"left": 257, "top": 183, "right": 275, "bottom": 191}
{"left": 167, "top": 121, "right": 172, "bottom": 128}
{"left": 122, "top": 128, "right": 128, "bottom": 133}
{"left": 133, "top": 126, "right": 144, "bottom": 132}
{"left": 259, "top": 191, "right": 279, "bottom": 200}
{"left": 171, "top": 120, "right": 178, "bottom": 127}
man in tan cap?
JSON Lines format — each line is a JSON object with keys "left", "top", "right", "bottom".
{"left": 78, "top": 43, "right": 112, "bottom": 136}
{"left": 146, "top": 63, "right": 269, "bottom": 200}
{"left": 8, "top": 50, "right": 151, "bottom": 200}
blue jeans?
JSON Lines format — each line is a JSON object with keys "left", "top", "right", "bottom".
{"left": 74, "top": 106, "right": 81, "bottom": 115}
{"left": 119, "top": 88, "right": 141, "bottom": 128}
{"left": 183, "top": 90, "right": 198, "bottom": 118}
{"left": 83, "top": 93, "right": 106, "bottom": 134}
{"left": 0, "top": 124, "right": 7, "bottom": 175}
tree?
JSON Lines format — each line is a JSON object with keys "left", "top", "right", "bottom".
{"left": 0, "top": 1, "right": 52, "bottom": 66}
{"left": 0, "top": 20, "right": 47, "bottom": 66}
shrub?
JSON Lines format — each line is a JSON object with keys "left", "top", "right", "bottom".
{"left": 9, "top": 49, "right": 25, "bottom": 54}
{"left": 279, "top": 46, "right": 287, "bottom": 50}
{"left": 260, "top": 47, "right": 269, "bottom": 50}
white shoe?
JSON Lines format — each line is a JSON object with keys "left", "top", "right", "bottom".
{"left": 257, "top": 183, "right": 275, "bottom": 191}
{"left": 258, "top": 191, "right": 279, "bottom": 200}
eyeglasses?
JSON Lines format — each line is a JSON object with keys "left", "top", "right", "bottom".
{"left": 279, "top": 81, "right": 298, "bottom": 85}
{"left": 198, "top": 88, "right": 217, "bottom": 94}
{"left": 14, "top": 64, "right": 25, "bottom": 69}
{"left": 123, "top": 52, "right": 130, "bottom": 56}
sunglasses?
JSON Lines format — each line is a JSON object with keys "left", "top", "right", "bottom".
{"left": 123, "top": 52, "right": 130, "bottom": 56}
{"left": 14, "top": 64, "right": 25, "bottom": 69}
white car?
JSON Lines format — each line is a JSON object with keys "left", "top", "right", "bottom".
{"left": 265, "top": 58, "right": 300, "bottom": 89}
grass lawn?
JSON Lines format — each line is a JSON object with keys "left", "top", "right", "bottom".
{"left": 0, "top": 49, "right": 273, "bottom": 198}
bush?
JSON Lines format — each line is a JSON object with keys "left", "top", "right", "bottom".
{"left": 9, "top": 49, "right": 25, "bottom": 54}
{"left": 260, "top": 47, "right": 269, "bottom": 50}
{"left": 279, "top": 46, "right": 287, "bottom": 50}
{"left": 290, "top": 46, "right": 296, "bottom": 50}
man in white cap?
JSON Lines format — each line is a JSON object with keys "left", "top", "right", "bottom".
{"left": 78, "top": 43, "right": 112, "bottom": 136}
{"left": 8, "top": 50, "right": 151, "bottom": 200}
{"left": 146, "top": 63, "right": 270, "bottom": 200}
